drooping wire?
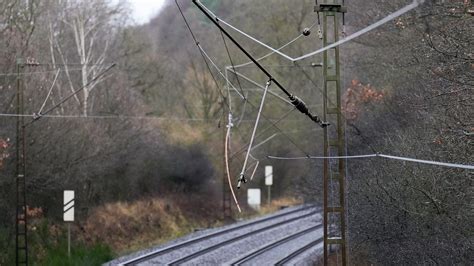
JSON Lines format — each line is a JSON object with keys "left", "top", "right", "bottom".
{"left": 219, "top": 30, "right": 246, "bottom": 100}
{"left": 196, "top": 0, "right": 424, "bottom": 62}
{"left": 194, "top": 0, "right": 327, "bottom": 127}
{"left": 267, "top": 153, "right": 474, "bottom": 170}
{"left": 232, "top": 21, "right": 320, "bottom": 69}
{"left": 293, "top": 61, "right": 378, "bottom": 154}
{"left": 175, "top": 0, "right": 230, "bottom": 110}
{"left": 35, "top": 68, "right": 60, "bottom": 118}
{"left": 195, "top": 43, "right": 312, "bottom": 158}
{"left": 228, "top": 107, "right": 304, "bottom": 161}
{"left": 225, "top": 114, "right": 242, "bottom": 212}
{"left": 197, "top": 45, "right": 245, "bottom": 100}
{"left": 0, "top": 67, "right": 86, "bottom": 76}
{"left": 24, "top": 63, "right": 116, "bottom": 127}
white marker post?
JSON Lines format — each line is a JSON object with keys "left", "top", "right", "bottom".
{"left": 63, "top": 190, "right": 74, "bottom": 258}
{"left": 247, "top": 189, "right": 261, "bottom": 210}
{"left": 265, "top": 166, "right": 273, "bottom": 205}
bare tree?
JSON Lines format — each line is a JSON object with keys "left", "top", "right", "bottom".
{"left": 47, "top": 0, "right": 126, "bottom": 116}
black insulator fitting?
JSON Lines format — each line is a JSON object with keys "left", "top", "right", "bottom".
{"left": 290, "top": 95, "right": 330, "bottom": 128}
{"left": 302, "top": 28, "right": 311, "bottom": 36}
{"left": 320, "top": 121, "right": 331, "bottom": 128}
{"left": 32, "top": 113, "right": 42, "bottom": 121}
{"left": 290, "top": 95, "right": 309, "bottom": 115}
{"left": 237, "top": 174, "right": 247, "bottom": 189}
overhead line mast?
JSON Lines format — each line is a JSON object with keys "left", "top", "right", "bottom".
{"left": 316, "top": 0, "right": 348, "bottom": 265}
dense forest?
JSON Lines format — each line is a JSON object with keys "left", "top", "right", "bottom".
{"left": 0, "top": 0, "right": 472, "bottom": 264}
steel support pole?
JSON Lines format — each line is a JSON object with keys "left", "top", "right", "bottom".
{"left": 15, "top": 58, "right": 28, "bottom": 266}
{"left": 267, "top": 186, "right": 271, "bottom": 205}
{"left": 68, "top": 223, "right": 71, "bottom": 258}
{"left": 319, "top": 1, "right": 347, "bottom": 265}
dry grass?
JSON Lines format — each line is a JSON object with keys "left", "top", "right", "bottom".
{"left": 257, "top": 197, "right": 304, "bottom": 215}
{"left": 81, "top": 195, "right": 220, "bottom": 255}
{"left": 234, "top": 197, "right": 304, "bottom": 221}
{"left": 80, "top": 196, "right": 302, "bottom": 256}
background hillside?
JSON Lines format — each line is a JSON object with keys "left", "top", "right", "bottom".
{"left": 0, "top": 0, "right": 472, "bottom": 264}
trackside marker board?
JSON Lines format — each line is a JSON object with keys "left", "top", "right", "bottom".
{"left": 265, "top": 165, "right": 273, "bottom": 186}
{"left": 247, "top": 188, "right": 261, "bottom": 210}
{"left": 64, "top": 190, "right": 75, "bottom": 222}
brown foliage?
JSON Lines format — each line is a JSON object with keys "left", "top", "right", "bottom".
{"left": 0, "top": 138, "right": 8, "bottom": 169}
{"left": 343, "top": 79, "right": 384, "bottom": 120}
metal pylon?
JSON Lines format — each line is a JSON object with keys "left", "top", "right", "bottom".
{"left": 15, "top": 58, "right": 28, "bottom": 266}
{"left": 316, "top": 0, "right": 347, "bottom": 265}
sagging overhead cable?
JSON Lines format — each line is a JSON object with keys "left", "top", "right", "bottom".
{"left": 232, "top": 20, "right": 320, "bottom": 69}
{"left": 197, "top": 0, "right": 424, "bottom": 63}
{"left": 197, "top": 44, "right": 245, "bottom": 100}
{"left": 225, "top": 113, "right": 242, "bottom": 212}
{"left": 267, "top": 153, "right": 474, "bottom": 170}
{"left": 25, "top": 63, "right": 116, "bottom": 127}
{"left": 193, "top": 0, "right": 328, "bottom": 128}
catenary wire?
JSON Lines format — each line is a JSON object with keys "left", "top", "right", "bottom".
{"left": 197, "top": 44, "right": 245, "bottom": 100}
{"left": 267, "top": 153, "right": 474, "bottom": 170}
{"left": 193, "top": 44, "right": 313, "bottom": 157}
{"left": 175, "top": 0, "right": 232, "bottom": 109}
{"left": 193, "top": 0, "right": 327, "bottom": 127}
{"left": 36, "top": 69, "right": 60, "bottom": 116}
{"left": 0, "top": 113, "right": 308, "bottom": 123}
{"left": 0, "top": 67, "right": 88, "bottom": 76}
{"left": 24, "top": 63, "right": 116, "bottom": 127}
{"left": 196, "top": 0, "right": 424, "bottom": 62}
{"left": 219, "top": 30, "right": 246, "bottom": 99}
{"left": 293, "top": 61, "right": 378, "bottom": 153}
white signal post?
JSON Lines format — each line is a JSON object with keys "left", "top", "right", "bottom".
{"left": 63, "top": 190, "right": 75, "bottom": 258}
{"left": 265, "top": 166, "right": 273, "bottom": 205}
{"left": 247, "top": 188, "right": 261, "bottom": 210}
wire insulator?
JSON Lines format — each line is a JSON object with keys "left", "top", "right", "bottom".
{"left": 290, "top": 95, "right": 309, "bottom": 114}
{"left": 237, "top": 173, "right": 247, "bottom": 189}
{"left": 302, "top": 28, "right": 311, "bottom": 36}
{"left": 290, "top": 95, "right": 329, "bottom": 128}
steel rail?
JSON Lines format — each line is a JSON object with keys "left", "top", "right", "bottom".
{"left": 275, "top": 237, "right": 324, "bottom": 265}
{"left": 230, "top": 224, "right": 323, "bottom": 265}
{"left": 167, "top": 210, "right": 320, "bottom": 265}
{"left": 119, "top": 205, "right": 317, "bottom": 265}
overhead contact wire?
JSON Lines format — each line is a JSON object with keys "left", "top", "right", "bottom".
{"left": 36, "top": 68, "right": 60, "bottom": 117}
{"left": 193, "top": 45, "right": 311, "bottom": 158}
{"left": 267, "top": 154, "right": 474, "bottom": 170}
{"left": 197, "top": 45, "right": 245, "bottom": 100}
{"left": 175, "top": 0, "right": 232, "bottom": 109}
{"left": 219, "top": 30, "right": 246, "bottom": 99}
{"left": 24, "top": 63, "right": 116, "bottom": 127}
{"left": 197, "top": 0, "right": 424, "bottom": 62}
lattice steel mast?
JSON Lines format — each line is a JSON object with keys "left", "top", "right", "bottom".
{"left": 316, "top": 0, "right": 348, "bottom": 265}
{"left": 15, "top": 58, "right": 28, "bottom": 266}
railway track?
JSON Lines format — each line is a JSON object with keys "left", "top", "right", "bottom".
{"left": 275, "top": 237, "right": 324, "bottom": 265}
{"left": 230, "top": 224, "right": 323, "bottom": 265}
{"left": 117, "top": 205, "right": 320, "bottom": 265}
